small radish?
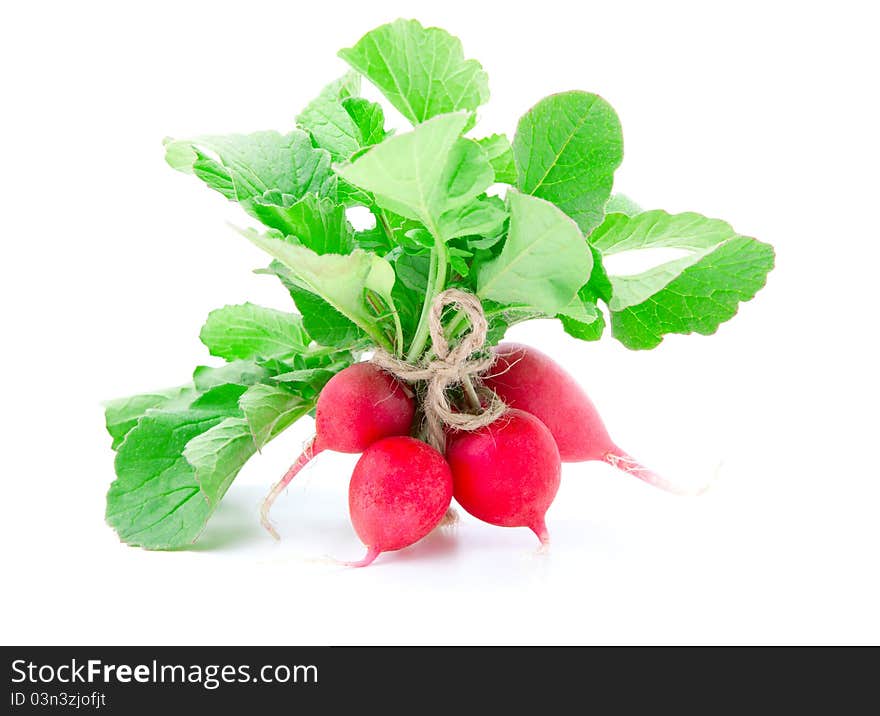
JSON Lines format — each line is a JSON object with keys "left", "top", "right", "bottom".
{"left": 347, "top": 436, "right": 453, "bottom": 567}
{"left": 483, "top": 342, "right": 697, "bottom": 495}
{"left": 261, "top": 362, "right": 415, "bottom": 539}
{"left": 446, "top": 409, "right": 560, "bottom": 546}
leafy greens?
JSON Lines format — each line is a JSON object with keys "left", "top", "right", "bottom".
{"left": 106, "top": 18, "right": 774, "bottom": 549}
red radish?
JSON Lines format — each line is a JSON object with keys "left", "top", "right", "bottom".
{"left": 261, "top": 362, "right": 415, "bottom": 539}
{"left": 347, "top": 436, "right": 453, "bottom": 567}
{"left": 446, "top": 409, "right": 560, "bottom": 546}
{"left": 483, "top": 342, "right": 698, "bottom": 495}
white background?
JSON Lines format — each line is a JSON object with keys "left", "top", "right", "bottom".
{"left": 1, "top": 0, "right": 878, "bottom": 645}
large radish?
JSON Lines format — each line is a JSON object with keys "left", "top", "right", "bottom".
{"left": 445, "top": 409, "right": 561, "bottom": 546}
{"left": 483, "top": 342, "right": 699, "bottom": 495}
{"left": 347, "top": 436, "right": 453, "bottom": 567}
{"left": 261, "top": 362, "right": 415, "bottom": 539}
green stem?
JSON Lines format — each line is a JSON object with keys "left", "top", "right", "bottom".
{"left": 367, "top": 327, "right": 394, "bottom": 354}
{"left": 375, "top": 209, "right": 410, "bottom": 356}
{"left": 444, "top": 309, "right": 469, "bottom": 345}
{"left": 406, "top": 238, "right": 448, "bottom": 363}
{"left": 365, "top": 291, "right": 404, "bottom": 357}
{"left": 424, "top": 304, "right": 506, "bottom": 362}
{"left": 377, "top": 208, "right": 395, "bottom": 248}
{"left": 390, "top": 307, "right": 404, "bottom": 357}
{"left": 461, "top": 375, "right": 482, "bottom": 411}
{"left": 365, "top": 293, "right": 394, "bottom": 348}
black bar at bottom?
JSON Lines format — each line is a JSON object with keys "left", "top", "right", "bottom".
{"left": 2, "top": 646, "right": 876, "bottom": 712}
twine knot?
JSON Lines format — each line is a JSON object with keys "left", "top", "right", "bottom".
{"left": 372, "top": 289, "right": 505, "bottom": 452}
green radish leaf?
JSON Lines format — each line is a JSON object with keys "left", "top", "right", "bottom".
{"left": 248, "top": 196, "right": 363, "bottom": 348}
{"left": 184, "top": 386, "right": 311, "bottom": 525}
{"left": 296, "top": 72, "right": 364, "bottom": 161}
{"left": 558, "top": 293, "right": 600, "bottom": 324}
{"left": 449, "top": 256, "right": 469, "bottom": 278}
{"left": 439, "top": 194, "right": 507, "bottom": 242}
{"left": 106, "top": 356, "right": 301, "bottom": 456}
{"left": 295, "top": 74, "right": 390, "bottom": 210}
{"left": 476, "top": 191, "right": 592, "bottom": 315}
{"left": 192, "top": 361, "right": 270, "bottom": 391}
{"left": 402, "top": 228, "right": 435, "bottom": 252}
{"left": 199, "top": 303, "right": 310, "bottom": 361}
{"left": 182, "top": 417, "right": 257, "bottom": 507}
{"left": 352, "top": 225, "right": 392, "bottom": 255}
{"left": 559, "top": 287, "right": 605, "bottom": 341}
{"left": 479, "top": 300, "right": 545, "bottom": 346}
{"left": 391, "top": 251, "right": 431, "bottom": 341}
{"left": 513, "top": 91, "right": 623, "bottom": 234}
{"left": 342, "top": 97, "right": 390, "bottom": 147}
{"left": 338, "top": 19, "right": 489, "bottom": 125}
{"left": 238, "top": 384, "right": 313, "bottom": 448}
{"left": 394, "top": 252, "right": 431, "bottom": 294}
{"left": 249, "top": 193, "right": 354, "bottom": 253}
{"left": 242, "top": 228, "right": 397, "bottom": 350}
{"left": 272, "top": 367, "right": 341, "bottom": 397}
{"left": 590, "top": 210, "right": 775, "bottom": 349}
{"left": 106, "top": 380, "right": 317, "bottom": 549}
{"left": 585, "top": 244, "right": 614, "bottom": 304}
{"left": 104, "top": 386, "right": 195, "bottom": 450}
{"left": 335, "top": 113, "right": 497, "bottom": 241}
{"left": 261, "top": 262, "right": 365, "bottom": 347}
{"left": 355, "top": 209, "right": 422, "bottom": 255}
{"left": 272, "top": 368, "right": 334, "bottom": 383}
{"left": 476, "top": 134, "right": 517, "bottom": 184}
{"left": 164, "top": 131, "right": 335, "bottom": 205}
{"left": 484, "top": 315, "right": 511, "bottom": 346}
{"left": 466, "top": 226, "right": 506, "bottom": 251}
{"left": 185, "top": 383, "right": 315, "bottom": 519}
{"left": 336, "top": 179, "right": 373, "bottom": 208}
{"left": 448, "top": 246, "right": 473, "bottom": 277}
{"left": 559, "top": 245, "right": 610, "bottom": 342}
{"left": 189, "top": 383, "right": 249, "bottom": 412}
{"left": 605, "top": 193, "right": 642, "bottom": 217}
{"left": 107, "top": 409, "right": 230, "bottom": 549}
{"left": 287, "top": 290, "right": 363, "bottom": 348}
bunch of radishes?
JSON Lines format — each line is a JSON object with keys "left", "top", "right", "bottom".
{"left": 262, "top": 342, "right": 689, "bottom": 567}
{"left": 103, "top": 19, "right": 773, "bottom": 555}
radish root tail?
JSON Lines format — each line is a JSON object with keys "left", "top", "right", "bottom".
{"left": 428, "top": 507, "right": 458, "bottom": 538}
{"left": 438, "top": 507, "right": 459, "bottom": 528}
{"left": 260, "top": 437, "right": 321, "bottom": 540}
{"left": 604, "top": 447, "right": 709, "bottom": 496}
{"left": 531, "top": 518, "right": 551, "bottom": 549}
{"left": 345, "top": 546, "right": 381, "bottom": 568}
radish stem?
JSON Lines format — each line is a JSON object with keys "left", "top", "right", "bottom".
{"left": 406, "top": 238, "right": 448, "bottom": 362}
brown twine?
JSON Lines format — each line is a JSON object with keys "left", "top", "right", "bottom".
{"left": 372, "top": 288, "right": 505, "bottom": 452}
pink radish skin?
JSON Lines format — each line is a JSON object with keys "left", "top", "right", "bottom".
{"left": 347, "top": 436, "right": 453, "bottom": 567}
{"left": 446, "top": 409, "right": 561, "bottom": 546}
{"left": 261, "top": 362, "right": 415, "bottom": 539}
{"left": 483, "top": 342, "right": 698, "bottom": 495}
